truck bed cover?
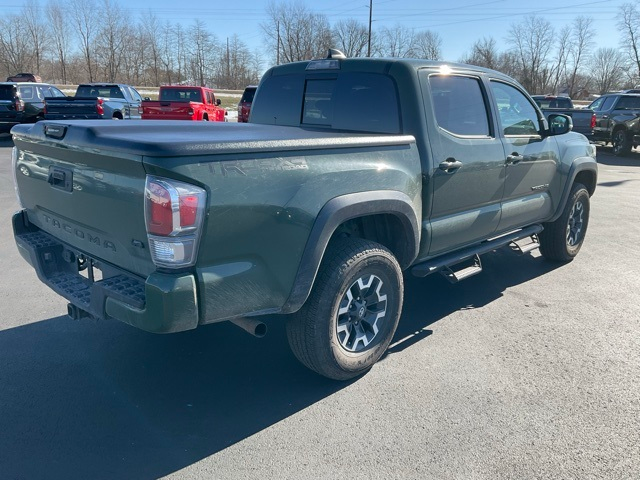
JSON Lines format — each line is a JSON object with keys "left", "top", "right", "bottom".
{"left": 12, "top": 121, "right": 415, "bottom": 157}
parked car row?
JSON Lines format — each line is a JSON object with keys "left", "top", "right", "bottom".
{"left": 2, "top": 77, "right": 257, "bottom": 132}
{"left": 0, "top": 81, "right": 65, "bottom": 133}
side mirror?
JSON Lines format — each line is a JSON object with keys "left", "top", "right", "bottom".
{"left": 216, "top": 98, "right": 221, "bottom": 106}
{"left": 546, "top": 113, "right": 572, "bottom": 136}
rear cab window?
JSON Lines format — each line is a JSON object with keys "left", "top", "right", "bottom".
{"left": 252, "top": 72, "right": 401, "bottom": 134}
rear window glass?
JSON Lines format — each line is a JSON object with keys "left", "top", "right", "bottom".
{"left": 534, "top": 97, "right": 573, "bottom": 109}
{"left": 0, "top": 85, "right": 16, "bottom": 100}
{"left": 252, "top": 72, "right": 400, "bottom": 133}
{"left": 18, "top": 85, "right": 36, "bottom": 101}
{"left": 76, "top": 86, "right": 124, "bottom": 98}
{"left": 159, "top": 89, "right": 203, "bottom": 102}
{"left": 428, "top": 75, "right": 490, "bottom": 136}
{"left": 240, "top": 88, "right": 256, "bottom": 103}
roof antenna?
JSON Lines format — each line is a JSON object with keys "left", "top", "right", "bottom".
{"left": 327, "top": 49, "right": 347, "bottom": 59}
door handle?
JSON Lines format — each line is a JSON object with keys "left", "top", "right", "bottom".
{"left": 506, "top": 154, "right": 524, "bottom": 165}
{"left": 438, "top": 158, "right": 463, "bottom": 173}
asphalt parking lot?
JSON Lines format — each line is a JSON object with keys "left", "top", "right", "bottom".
{"left": 0, "top": 134, "right": 638, "bottom": 480}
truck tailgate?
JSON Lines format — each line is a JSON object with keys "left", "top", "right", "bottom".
{"left": 0, "top": 100, "right": 19, "bottom": 121}
{"left": 142, "top": 101, "right": 194, "bottom": 120}
{"left": 12, "top": 121, "right": 154, "bottom": 278}
{"left": 44, "top": 97, "right": 100, "bottom": 119}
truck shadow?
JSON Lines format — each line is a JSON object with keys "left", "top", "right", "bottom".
{"left": 595, "top": 144, "right": 640, "bottom": 166}
{"left": 0, "top": 249, "right": 559, "bottom": 479}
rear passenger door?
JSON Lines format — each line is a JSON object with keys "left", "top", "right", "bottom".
{"left": 423, "top": 73, "right": 505, "bottom": 256}
{"left": 489, "top": 80, "right": 559, "bottom": 232}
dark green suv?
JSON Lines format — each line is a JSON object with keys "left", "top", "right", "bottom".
{"left": 0, "top": 82, "right": 66, "bottom": 134}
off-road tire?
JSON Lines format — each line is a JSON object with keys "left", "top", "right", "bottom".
{"left": 539, "top": 183, "right": 590, "bottom": 262}
{"left": 286, "top": 238, "right": 403, "bottom": 380}
{"left": 612, "top": 128, "right": 631, "bottom": 156}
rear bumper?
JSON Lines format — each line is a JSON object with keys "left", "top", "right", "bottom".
{"left": 13, "top": 210, "right": 199, "bottom": 333}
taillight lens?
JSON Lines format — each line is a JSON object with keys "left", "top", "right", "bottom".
{"left": 144, "top": 176, "right": 207, "bottom": 268}
{"left": 15, "top": 98, "right": 24, "bottom": 112}
{"left": 96, "top": 98, "right": 104, "bottom": 115}
{"left": 590, "top": 113, "right": 596, "bottom": 129}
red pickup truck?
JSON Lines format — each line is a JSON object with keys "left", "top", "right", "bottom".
{"left": 142, "top": 86, "right": 226, "bottom": 121}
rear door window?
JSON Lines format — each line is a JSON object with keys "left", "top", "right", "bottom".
{"left": 428, "top": 75, "right": 490, "bottom": 136}
{"left": 0, "top": 86, "right": 15, "bottom": 100}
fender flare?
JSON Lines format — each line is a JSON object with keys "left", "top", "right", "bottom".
{"left": 280, "top": 190, "right": 420, "bottom": 314}
{"left": 549, "top": 159, "right": 597, "bottom": 222}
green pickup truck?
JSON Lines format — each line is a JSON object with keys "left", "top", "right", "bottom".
{"left": 11, "top": 53, "right": 597, "bottom": 380}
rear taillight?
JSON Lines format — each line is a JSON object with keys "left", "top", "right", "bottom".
{"left": 144, "top": 176, "right": 207, "bottom": 268}
{"left": 96, "top": 98, "right": 104, "bottom": 116}
{"left": 15, "top": 98, "right": 24, "bottom": 112}
{"left": 188, "top": 108, "right": 194, "bottom": 116}
{"left": 590, "top": 113, "right": 596, "bottom": 129}
{"left": 138, "top": 106, "right": 143, "bottom": 115}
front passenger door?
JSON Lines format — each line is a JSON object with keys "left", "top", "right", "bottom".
{"left": 490, "top": 81, "right": 560, "bottom": 232}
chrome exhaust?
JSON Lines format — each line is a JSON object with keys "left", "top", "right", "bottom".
{"left": 229, "top": 318, "right": 267, "bottom": 338}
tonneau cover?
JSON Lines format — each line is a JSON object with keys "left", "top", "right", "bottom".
{"left": 11, "top": 120, "right": 415, "bottom": 157}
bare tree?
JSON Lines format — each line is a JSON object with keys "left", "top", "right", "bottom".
{"left": 333, "top": 19, "right": 369, "bottom": 58}
{"left": 262, "top": 1, "right": 332, "bottom": 64}
{"left": 0, "top": 14, "right": 33, "bottom": 75}
{"left": 71, "top": 0, "right": 98, "bottom": 81}
{"left": 618, "top": 3, "right": 640, "bottom": 83}
{"left": 46, "top": 0, "right": 71, "bottom": 83}
{"left": 507, "top": 15, "right": 555, "bottom": 94}
{"left": 141, "top": 11, "right": 162, "bottom": 86}
{"left": 590, "top": 47, "right": 627, "bottom": 94}
{"left": 413, "top": 30, "right": 442, "bottom": 60}
{"left": 378, "top": 24, "right": 415, "bottom": 58}
{"left": 549, "top": 26, "right": 571, "bottom": 94}
{"left": 190, "top": 20, "right": 219, "bottom": 86}
{"left": 22, "top": 0, "right": 49, "bottom": 76}
{"left": 567, "top": 17, "right": 595, "bottom": 97}
{"left": 462, "top": 37, "right": 499, "bottom": 68}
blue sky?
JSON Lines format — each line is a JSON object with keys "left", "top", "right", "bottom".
{"left": 2, "top": 0, "right": 628, "bottom": 61}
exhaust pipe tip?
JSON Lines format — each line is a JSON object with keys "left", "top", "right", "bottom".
{"left": 229, "top": 318, "right": 267, "bottom": 338}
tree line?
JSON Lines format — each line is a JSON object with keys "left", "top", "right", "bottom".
{"left": 1, "top": 0, "right": 640, "bottom": 97}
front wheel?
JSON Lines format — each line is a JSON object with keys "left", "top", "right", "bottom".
{"left": 286, "top": 238, "right": 403, "bottom": 380}
{"left": 612, "top": 129, "right": 631, "bottom": 156}
{"left": 539, "top": 183, "right": 590, "bottom": 262}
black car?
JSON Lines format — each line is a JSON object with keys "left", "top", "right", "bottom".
{"left": 0, "top": 82, "right": 66, "bottom": 134}
{"left": 589, "top": 92, "right": 640, "bottom": 155}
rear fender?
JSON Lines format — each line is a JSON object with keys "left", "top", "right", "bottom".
{"left": 280, "top": 190, "right": 419, "bottom": 314}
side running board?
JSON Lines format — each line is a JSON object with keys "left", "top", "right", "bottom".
{"left": 411, "top": 224, "right": 543, "bottom": 283}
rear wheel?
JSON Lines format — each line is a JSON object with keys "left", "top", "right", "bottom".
{"left": 539, "top": 183, "right": 590, "bottom": 262}
{"left": 287, "top": 238, "right": 403, "bottom": 380}
{"left": 612, "top": 129, "right": 631, "bottom": 156}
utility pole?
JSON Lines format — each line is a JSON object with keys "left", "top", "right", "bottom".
{"left": 367, "top": 0, "right": 372, "bottom": 57}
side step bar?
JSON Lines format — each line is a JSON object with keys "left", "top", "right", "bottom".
{"left": 411, "top": 224, "right": 543, "bottom": 282}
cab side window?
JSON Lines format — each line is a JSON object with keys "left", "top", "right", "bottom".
{"left": 490, "top": 81, "right": 540, "bottom": 136}
{"left": 429, "top": 75, "right": 490, "bottom": 136}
